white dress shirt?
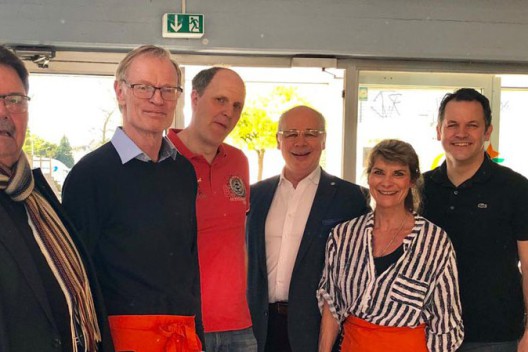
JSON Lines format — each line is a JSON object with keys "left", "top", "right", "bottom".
{"left": 265, "top": 167, "right": 321, "bottom": 302}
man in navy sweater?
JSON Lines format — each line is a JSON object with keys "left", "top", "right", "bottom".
{"left": 62, "top": 45, "right": 204, "bottom": 352}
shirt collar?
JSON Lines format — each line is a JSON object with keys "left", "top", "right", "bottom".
{"left": 279, "top": 166, "right": 321, "bottom": 187}
{"left": 168, "top": 128, "right": 227, "bottom": 163}
{"left": 365, "top": 211, "right": 423, "bottom": 252}
{"left": 430, "top": 152, "right": 493, "bottom": 188}
{"left": 429, "top": 160, "right": 450, "bottom": 186}
{"left": 111, "top": 127, "right": 178, "bottom": 164}
{"left": 468, "top": 152, "right": 494, "bottom": 185}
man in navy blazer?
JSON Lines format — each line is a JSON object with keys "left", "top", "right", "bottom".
{"left": 247, "top": 106, "right": 369, "bottom": 352}
{"left": 0, "top": 45, "right": 113, "bottom": 352}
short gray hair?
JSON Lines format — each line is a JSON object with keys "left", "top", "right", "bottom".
{"left": 278, "top": 105, "right": 326, "bottom": 131}
{"left": 116, "top": 45, "right": 181, "bottom": 86}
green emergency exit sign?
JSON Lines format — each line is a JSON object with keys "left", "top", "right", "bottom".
{"left": 162, "top": 13, "right": 205, "bottom": 39}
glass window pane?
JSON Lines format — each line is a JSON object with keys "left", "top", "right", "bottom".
{"left": 25, "top": 68, "right": 343, "bottom": 195}
{"left": 26, "top": 74, "right": 119, "bottom": 193}
{"left": 499, "top": 88, "right": 528, "bottom": 178}
{"left": 356, "top": 86, "right": 450, "bottom": 185}
{"left": 183, "top": 66, "right": 344, "bottom": 184}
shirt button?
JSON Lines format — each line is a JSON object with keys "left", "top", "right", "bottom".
{"left": 450, "top": 206, "right": 455, "bottom": 210}
{"left": 453, "top": 190, "right": 459, "bottom": 195}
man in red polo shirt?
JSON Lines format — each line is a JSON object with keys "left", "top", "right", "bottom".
{"left": 168, "top": 67, "right": 256, "bottom": 351}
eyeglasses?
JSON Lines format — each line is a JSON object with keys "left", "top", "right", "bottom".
{"left": 277, "top": 129, "right": 325, "bottom": 139}
{"left": 0, "top": 94, "right": 31, "bottom": 113}
{"left": 122, "top": 81, "right": 183, "bottom": 101}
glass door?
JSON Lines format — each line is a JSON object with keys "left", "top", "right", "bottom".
{"left": 354, "top": 71, "right": 495, "bottom": 185}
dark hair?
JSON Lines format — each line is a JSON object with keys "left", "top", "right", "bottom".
{"left": 0, "top": 45, "right": 29, "bottom": 92}
{"left": 366, "top": 139, "right": 423, "bottom": 213}
{"left": 192, "top": 67, "right": 225, "bottom": 95}
{"left": 438, "top": 88, "right": 492, "bottom": 129}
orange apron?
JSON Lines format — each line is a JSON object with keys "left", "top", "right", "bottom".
{"left": 341, "top": 316, "right": 428, "bottom": 352}
{"left": 109, "top": 315, "right": 202, "bottom": 352}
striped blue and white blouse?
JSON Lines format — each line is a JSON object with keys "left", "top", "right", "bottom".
{"left": 317, "top": 212, "right": 464, "bottom": 352}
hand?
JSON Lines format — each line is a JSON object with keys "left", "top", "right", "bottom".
{"left": 519, "top": 331, "right": 528, "bottom": 352}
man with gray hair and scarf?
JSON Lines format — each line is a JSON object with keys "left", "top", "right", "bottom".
{"left": 0, "top": 45, "right": 113, "bottom": 352}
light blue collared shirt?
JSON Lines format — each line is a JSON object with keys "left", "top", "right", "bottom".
{"left": 110, "top": 127, "right": 178, "bottom": 164}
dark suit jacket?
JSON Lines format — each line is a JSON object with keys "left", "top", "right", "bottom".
{"left": 0, "top": 169, "right": 114, "bottom": 352}
{"left": 247, "top": 169, "right": 369, "bottom": 352}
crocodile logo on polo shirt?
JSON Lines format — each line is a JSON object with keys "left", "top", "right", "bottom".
{"left": 228, "top": 176, "right": 246, "bottom": 198}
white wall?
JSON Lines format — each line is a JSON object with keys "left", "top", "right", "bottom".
{"left": 2, "top": 0, "right": 528, "bottom": 62}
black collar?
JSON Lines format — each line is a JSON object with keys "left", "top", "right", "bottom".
{"left": 430, "top": 153, "right": 494, "bottom": 188}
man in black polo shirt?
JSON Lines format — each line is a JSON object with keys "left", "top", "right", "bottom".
{"left": 422, "top": 88, "right": 528, "bottom": 352}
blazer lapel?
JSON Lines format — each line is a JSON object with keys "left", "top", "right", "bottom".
{"left": 0, "top": 197, "right": 55, "bottom": 325}
{"left": 254, "top": 177, "right": 280, "bottom": 279}
{"left": 292, "top": 170, "right": 337, "bottom": 274}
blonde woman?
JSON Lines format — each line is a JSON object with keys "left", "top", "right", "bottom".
{"left": 317, "top": 139, "right": 463, "bottom": 352}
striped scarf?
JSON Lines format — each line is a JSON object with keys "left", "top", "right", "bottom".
{"left": 0, "top": 153, "right": 101, "bottom": 352}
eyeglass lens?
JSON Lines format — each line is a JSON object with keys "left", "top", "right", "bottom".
{"left": 280, "top": 129, "right": 324, "bottom": 138}
{"left": 130, "top": 84, "right": 181, "bottom": 101}
{"left": 0, "top": 95, "right": 29, "bottom": 113}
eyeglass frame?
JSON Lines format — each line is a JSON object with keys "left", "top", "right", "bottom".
{"left": 0, "top": 94, "right": 31, "bottom": 113}
{"left": 121, "top": 80, "right": 183, "bottom": 101}
{"left": 277, "top": 129, "right": 326, "bottom": 139}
